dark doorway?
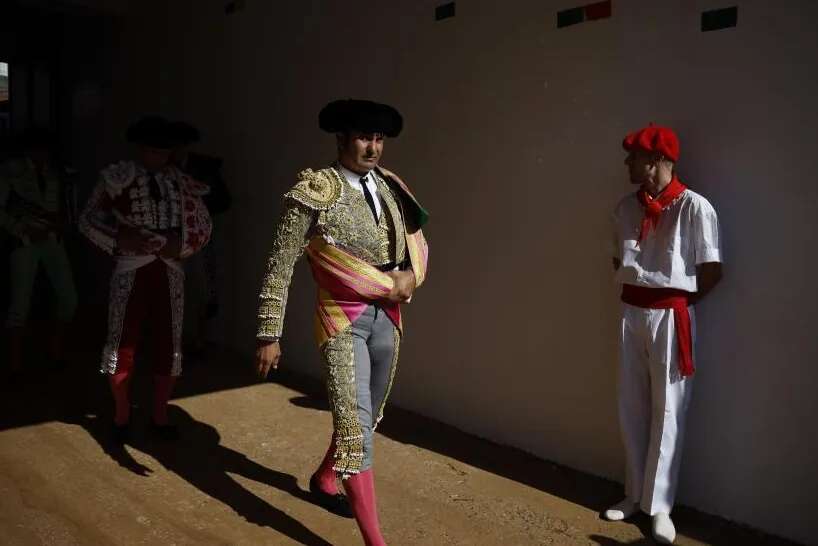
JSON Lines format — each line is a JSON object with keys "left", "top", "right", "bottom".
{"left": 0, "top": 61, "right": 9, "bottom": 134}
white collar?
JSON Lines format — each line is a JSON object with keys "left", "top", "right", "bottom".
{"left": 338, "top": 165, "right": 377, "bottom": 187}
{"left": 337, "top": 164, "right": 383, "bottom": 218}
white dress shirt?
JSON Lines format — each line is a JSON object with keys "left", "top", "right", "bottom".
{"left": 613, "top": 189, "right": 722, "bottom": 292}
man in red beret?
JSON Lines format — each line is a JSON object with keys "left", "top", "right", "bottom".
{"left": 605, "top": 124, "right": 723, "bottom": 544}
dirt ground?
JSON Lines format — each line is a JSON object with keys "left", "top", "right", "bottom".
{"left": 0, "top": 347, "right": 799, "bottom": 546}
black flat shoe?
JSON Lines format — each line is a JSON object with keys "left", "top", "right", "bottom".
{"left": 111, "top": 422, "right": 130, "bottom": 444}
{"left": 309, "top": 474, "right": 353, "bottom": 518}
{"left": 149, "top": 419, "right": 180, "bottom": 441}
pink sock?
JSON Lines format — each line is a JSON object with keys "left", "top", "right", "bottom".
{"left": 109, "top": 372, "right": 132, "bottom": 426}
{"left": 343, "top": 469, "right": 386, "bottom": 546}
{"left": 314, "top": 434, "right": 339, "bottom": 494}
{"left": 153, "top": 375, "right": 176, "bottom": 425}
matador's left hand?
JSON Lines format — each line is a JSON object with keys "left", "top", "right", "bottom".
{"left": 386, "top": 270, "right": 416, "bottom": 303}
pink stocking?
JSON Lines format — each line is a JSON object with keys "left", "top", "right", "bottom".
{"left": 343, "top": 469, "right": 386, "bottom": 546}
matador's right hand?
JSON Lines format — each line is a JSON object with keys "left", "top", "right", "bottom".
{"left": 255, "top": 340, "right": 281, "bottom": 380}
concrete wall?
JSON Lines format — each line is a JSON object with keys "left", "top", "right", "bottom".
{"left": 118, "top": 1, "right": 818, "bottom": 542}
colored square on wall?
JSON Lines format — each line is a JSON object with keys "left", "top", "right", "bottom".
{"left": 557, "top": 7, "right": 584, "bottom": 28}
{"left": 436, "top": 2, "right": 456, "bottom": 21}
{"left": 702, "top": 6, "right": 738, "bottom": 32}
{"left": 225, "top": 0, "right": 246, "bottom": 15}
{"left": 585, "top": 0, "right": 612, "bottom": 21}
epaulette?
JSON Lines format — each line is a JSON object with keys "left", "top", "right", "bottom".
{"left": 100, "top": 160, "right": 137, "bottom": 198}
{"left": 284, "top": 168, "right": 343, "bottom": 211}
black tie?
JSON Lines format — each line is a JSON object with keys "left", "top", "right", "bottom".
{"left": 148, "top": 173, "right": 163, "bottom": 202}
{"left": 360, "top": 176, "right": 379, "bottom": 222}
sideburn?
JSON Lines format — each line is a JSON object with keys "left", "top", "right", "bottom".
{"left": 336, "top": 132, "right": 352, "bottom": 154}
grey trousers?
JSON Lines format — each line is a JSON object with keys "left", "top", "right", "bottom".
{"left": 350, "top": 304, "right": 400, "bottom": 471}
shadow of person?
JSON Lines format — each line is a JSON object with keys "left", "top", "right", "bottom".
{"left": 73, "top": 404, "right": 332, "bottom": 546}
{"left": 289, "top": 395, "right": 329, "bottom": 412}
{"left": 144, "top": 406, "right": 332, "bottom": 545}
{"left": 68, "top": 411, "right": 154, "bottom": 476}
{"left": 287, "top": 386, "right": 625, "bottom": 513}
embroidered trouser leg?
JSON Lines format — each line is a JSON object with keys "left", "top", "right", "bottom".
{"left": 101, "top": 260, "right": 184, "bottom": 377}
{"left": 321, "top": 304, "right": 400, "bottom": 476}
{"left": 618, "top": 303, "right": 695, "bottom": 515}
{"left": 6, "top": 239, "right": 77, "bottom": 327}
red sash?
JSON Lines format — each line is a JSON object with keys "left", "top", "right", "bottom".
{"left": 621, "top": 284, "right": 695, "bottom": 377}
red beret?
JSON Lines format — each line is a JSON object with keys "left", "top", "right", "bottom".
{"left": 623, "top": 123, "right": 680, "bottom": 162}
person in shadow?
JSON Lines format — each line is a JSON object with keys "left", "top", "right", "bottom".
{"left": 78, "top": 116, "right": 212, "bottom": 442}
{"left": 0, "top": 128, "right": 78, "bottom": 376}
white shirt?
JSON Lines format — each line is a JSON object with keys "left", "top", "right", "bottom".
{"left": 338, "top": 165, "right": 382, "bottom": 219}
{"left": 613, "top": 189, "right": 722, "bottom": 292}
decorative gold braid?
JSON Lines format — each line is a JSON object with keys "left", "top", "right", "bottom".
{"left": 311, "top": 167, "right": 406, "bottom": 266}
{"left": 286, "top": 168, "right": 342, "bottom": 211}
{"left": 375, "top": 172, "right": 407, "bottom": 264}
{"left": 374, "top": 327, "right": 401, "bottom": 431}
{"left": 256, "top": 202, "right": 314, "bottom": 339}
{"left": 321, "top": 329, "right": 364, "bottom": 477}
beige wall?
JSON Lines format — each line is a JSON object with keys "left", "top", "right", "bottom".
{"left": 117, "top": 0, "right": 818, "bottom": 542}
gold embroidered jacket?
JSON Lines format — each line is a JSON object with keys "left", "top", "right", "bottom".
{"left": 257, "top": 166, "right": 412, "bottom": 340}
{"left": 79, "top": 161, "right": 212, "bottom": 258}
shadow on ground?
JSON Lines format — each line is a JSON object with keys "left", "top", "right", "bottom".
{"left": 0, "top": 344, "right": 800, "bottom": 546}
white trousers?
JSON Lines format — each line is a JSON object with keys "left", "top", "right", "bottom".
{"left": 618, "top": 303, "right": 695, "bottom": 515}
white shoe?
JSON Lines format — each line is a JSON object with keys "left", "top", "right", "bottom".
{"left": 603, "top": 499, "right": 639, "bottom": 521}
{"left": 652, "top": 513, "right": 676, "bottom": 544}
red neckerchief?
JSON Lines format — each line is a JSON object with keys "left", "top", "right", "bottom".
{"left": 636, "top": 177, "right": 687, "bottom": 244}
